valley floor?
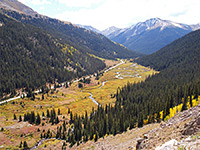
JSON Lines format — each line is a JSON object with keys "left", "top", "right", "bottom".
{"left": 0, "top": 59, "right": 157, "bottom": 149}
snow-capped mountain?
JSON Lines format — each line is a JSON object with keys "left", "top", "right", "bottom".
{"left": 190, "top": 23, "right": 200, "bottom": 31}
{"left": 103, "top": 18, "right": 200, "bottom": 54}
{"left": 76, "top": 24, "right": 101, "bottom": 34}
{"left": 101, "top": 26, "right": 123, "bottom": 37}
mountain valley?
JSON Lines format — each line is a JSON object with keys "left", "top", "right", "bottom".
{"left": 0, "top": 0, "right": 200, "bottom": 150}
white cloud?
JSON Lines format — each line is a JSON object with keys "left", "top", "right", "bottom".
{"left": 39, "top": 6, "right": 45, "bottom": 10}
{"left": 18, "top": 0, "right": 51, "bottom": 5}
{"left": 20, "top": 0, "right": 200, "bottom": 30}
{"left": 55, "top": 0, "right": 103, "bottom": 8}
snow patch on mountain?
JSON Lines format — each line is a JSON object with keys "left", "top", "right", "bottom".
{"left": 127, "top": 18, "right": 192, "bottom": 35}
{"left": 101, "top": 26, "right": 123, "bottom": 37}
{"left": 76, "top": 24, "right": 101, "bottom": 33}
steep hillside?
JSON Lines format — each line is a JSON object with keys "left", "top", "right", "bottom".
{"left": 66, "top": 28, "right": 200, "bottom": 147}
{"left": 136, "top": 29, "right": 200, "bottom": 71}
{"left": 137, "top": 104, "right": 200, "bottom": 149}
{"left": 105, "top": 18, "right": 200, "bottom": 54}
{"left": 0, "top": 8, "right": 141, "bottom": 59}
{"left": 67, "top": 105, "right": 200, "bottom": 150}
{"left": 0, "top": 12, "right": 106, "bottom": 97}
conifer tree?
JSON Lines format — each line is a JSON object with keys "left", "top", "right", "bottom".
{"left": 182, "top": 96, "right": 188, "bottom": 111}
{"left": 94, "top": 131, "right": 99, "bottom": 142}
{"left": 13, "top": 113, "right": 17, "bottom": 120}
{"left": 55, "top": 116, "right": 59, "bottom": 124}
{"left": 138, "top": 112, "right": 143, "bottom": 128}
{"left": 36, "top": 113, "right": 41, "bottom": 125}
{"left": 19, "top": 141, "right": 22, "bottom": 148}
{"left": 19, "top": 115, "right": 22, "bottom": 122}
{"left": 47, "top": 109, "right": 50, "bottom": 118}
{"left": 23, "top": 141, "right": 29, "bottom": 149}
{"left": 58, "top": 108, "right": 61, "bottom": 115}
{"left": 30, "top": 111, "right": 36, "bottom": 124}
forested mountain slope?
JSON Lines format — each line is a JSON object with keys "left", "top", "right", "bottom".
{"left": 136, "top": 29, "right": 200, "bottom": 71}
{"left": 0, "top": 1, "right": 141, "bottom": 98}
{"left": 0, "top": 8, "right": 141, "bottom": 59}
{"left": 0, "top": 12, "right": 105, "bottom": 97}
{"left": 66, "top": 29, "right": 200, "bottom": 146}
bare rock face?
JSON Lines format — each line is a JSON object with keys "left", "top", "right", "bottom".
{"left": 155, "top": 139, "right": 179, "bottom": 150}
{"left": 197, "top": 116, "right": 200, "bottom": 125}
{"left": 137, "top": 105, "right": 200, "bottom": 150}
{"left": 182, "top": 113, "right": 200, "bottom": 135}
{"left": 136, "top": 138, "right": 144, "bottom": 150}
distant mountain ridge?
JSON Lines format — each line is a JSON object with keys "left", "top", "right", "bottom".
{"left": 79, "top": 18, "right": 200, "bottom": 54}
{"left": 103, "top": 18, "right": 200, "bottom": 54}
{"left": 76, "top": 24, "right": 101, "bottom": 34}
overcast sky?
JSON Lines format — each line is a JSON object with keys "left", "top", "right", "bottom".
{"left": 18, "top": 0, "right": 200, "bottom": 30}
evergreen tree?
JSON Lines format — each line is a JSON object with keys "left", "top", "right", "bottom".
{"left": 23, "top": 141, "right": 29, "bottom": 149}
{"left": 66, "top": 83, "right": 68, "bottom": 88}
{"left": 36, "top": 113, "right": 41, "bottom": 125}
{"left": 55, "top": 116, "right": 59, "bottom": 124}
{"left": 58, "top": 108, "right": 61, "bottom": 115}
{"left": 19, "top": 141, "right": 22, "bottom": 148}
{"left": 19, "top": 115, "right": 22, "bottom": 122}
{"left": 189, "top": 96, "right": 193, "bottom": 107}
{"left": 70, "top": 111, "right": 73, "bottom": 124}
{"left": 78, "top": 83, "right": 83, "bottom": 88}
{"left": 182, "top": 96, "right": 188, "bottom": 111}
{"left": 13, "top": 114, "right": 17, "bottom": 120}
{"left": 138, "top": 112, "right": 143, "bottom": 128}
{"left": 30, "top": 111, "right": 36, "bottom": 124}
{"left": 94, "top": 131, "right": 99, "bottom": 142}
{"left": 23, "top": 114, "right": 27, "bottom": 122}
{"left": 68, "top": 108, "right": 71, "bottom": 114}
{"left": 47, "top": 109, "right": 50, "bottom": 118}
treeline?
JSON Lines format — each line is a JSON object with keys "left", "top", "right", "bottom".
{"left": 0, "top": 12, "right": 105, "bottom": 98}
{"left": 64, "top": 29, "right": 200, "bottom": 146}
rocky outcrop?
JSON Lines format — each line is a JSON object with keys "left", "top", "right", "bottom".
{"left": 136, "top": 105, "right": 200, "bottom": 150}
{"left": 182, "top": 114, "right": 200, "bottom": 135}
{"left": 155, "top": 136, "right": 200, "bottom": 150}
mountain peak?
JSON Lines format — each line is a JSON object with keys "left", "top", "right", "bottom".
{"left": 101, "top": 26, "right": 122, "bottom": 37}
{"left": 127, "top": 18, "right": 193, "bottom": 37}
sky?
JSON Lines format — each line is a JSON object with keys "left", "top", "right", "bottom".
{"left": 18, "top": 0, "right": 200, "bottom": 30}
